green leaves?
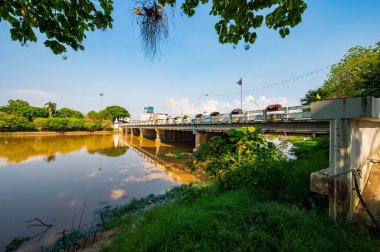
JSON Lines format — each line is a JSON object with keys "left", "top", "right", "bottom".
{"left": 301, "top": 41, "right": 380, "bottom": 103}
{"left": 1, "top": 0, "right": 114, "bottom": 55}
{"left": 188, "top": 127, "right": 284, "bottom": 190}
{"left": 160, "top": 0, "right": 307, "bottom": 46}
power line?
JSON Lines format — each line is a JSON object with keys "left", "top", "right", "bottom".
{"left": 208, "top": 65, "right": 333, "bottom": 97}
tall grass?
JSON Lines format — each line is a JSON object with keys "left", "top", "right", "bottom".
{"left": 101, "top": 137, "right": 379, "bottom": 251}
{"left": 102, "top": 188, "right": 377, "bottom": 252}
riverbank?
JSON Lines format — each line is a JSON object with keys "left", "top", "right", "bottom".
{"left": 0, "top": 130, "right": 113, "bottom": 137}
{"left": 82, "top": 137, "right": 380, "bottom": 251}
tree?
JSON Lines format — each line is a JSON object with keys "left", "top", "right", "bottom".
{"left": 301, "top": 42, "right": 380, "bottom": 104}
{"left": 86, "top": 110, "right": 99, "bottom": 120}
{"left": 98, "top": 106, "right": 130, "bottom": 121}
{"left": 1, "top": 0, "right": 113, "bottom": 54}
{"left": 44, "top": 102, "right": 57, "bottom": 118}
{"left": 300, "top": 87, "right": 327, "bottom": 105}
{"left": 55, "top": 108, "right": 84, "bottom": 119}
{"left": 0, "top": 99, "right": 47, "bottom": 120}
{"left": 1, "top": 0, "right": 306, "bottom": 55}
{"left": 7, "top": 99, "right": 29, "bottom": 107}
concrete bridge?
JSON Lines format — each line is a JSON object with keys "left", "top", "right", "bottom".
{"left": 122, "top": 121, "right": 329, "bottom": 150}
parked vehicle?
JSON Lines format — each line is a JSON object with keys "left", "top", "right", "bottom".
{"left": 131, "top": 105, "right": 311, "bottom": 125}
{"left": 210, "top": 112, "right": 220, "bottom": 124}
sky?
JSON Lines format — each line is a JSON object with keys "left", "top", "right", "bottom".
{"left": 1, "top": 0, "right": 380, "bottom": 119}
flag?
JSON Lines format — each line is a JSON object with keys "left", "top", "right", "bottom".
{"left": 236, "top": 77, "right": 242, "bottom": 86}
{"left": 316, "top": 93, "right": 321, "bottom": 100}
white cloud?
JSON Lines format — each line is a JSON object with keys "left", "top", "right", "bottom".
{"left": 7, "top": 89, "right": 58, "bottom": 106}
{"left": 165, "top": 95, "right": 289, "bottom": 115}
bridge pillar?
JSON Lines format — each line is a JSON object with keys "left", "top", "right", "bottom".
{"left": 194, "top": 131, "right": 226, "bottom": 152}
{"left": 155, "top": 129, "right": 161, "bottom": 144}
{"left": 310, "top": 97, "right": 380, "bottom": 223}
{"left": 140, "top": 128, "right": 156, "bottom": 140}
{"left": 194, "top": 132, "right": 208, "bottom": 151}
{"left": 131, "top": 128, "right": 140, "bottom": 137}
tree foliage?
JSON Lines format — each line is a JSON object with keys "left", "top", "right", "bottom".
{"left": 0, "top": 0, "right": 113, "bottom": 54}
{"left": 0, "top": 99, "right": 47, "bottom": 120}
{"left": 187, "top": 127, "right": 284, "bottom": 189}
{"left": 86, "top": 110, "right": 99, "bottom": 120}
{"left": 301, "top": 42, "right": 380, "bottom": 104}
{"left": 0, "top": 112, "right": 35, "bottom": 131}
{"left": 44, "top": 101, "right": 57, "bottom": 118}
{"left": 1, "top": 0, "right": 306, "bottom": 54}
{"left": 98, "top": 106, "right": 130, "bottom": 121}
{"left": 0, "top": 99, "right": 122, "bottom": 132}
{"left": 56, "top": 107, "right": 84, "bottom": 119}
{"left": 160, "top": 0, "right": 307, "bottom": 46}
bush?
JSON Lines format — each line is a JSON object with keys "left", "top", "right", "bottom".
{"left": 188, "top": 127, "right": 284, "bottom": 190}
{"left": 0, "top": 113, "right": 35, "bottom": 131}
{"left": 84, "top": 121, "right": 101, "bottom": 131}
{"left": 33, "top": 118, "right": 48, "bottom": 130}
{"left": 101, "top": 119, "right": 113, "bottom": 130}
{"left": 67, "top": 118, "right": 84, "bottom": 130}
{"left": 45, "top": 118, "right": 69, "bottom": 131}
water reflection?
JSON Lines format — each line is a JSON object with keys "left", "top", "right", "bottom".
{"left": 0, "top": 134, "right": 200, "bottom": 251}
{"left": 0, "top": 134, "right": 128, "bottom": 165}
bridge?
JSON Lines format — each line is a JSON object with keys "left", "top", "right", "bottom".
{"left": 122, "top": 120, "right": 329, "bottom": 150}
{"left": 121, "top": 105, "right": 329, "bottom": 150}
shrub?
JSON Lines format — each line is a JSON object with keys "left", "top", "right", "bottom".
{"left": 45, "top": 118, "right": 69, "bottom": 131}
{"left": 67, "top": 118, "right": 84, "bottom": 130}
{"left": 9, "top": 115, "right": 35, "bottom": 131}
{"left": 84, "top": 121, "right": 100, "bottom": 131}
{"left": 187, "top": 127, "right": 284, "bottom": 190}
{"left": 101, "top": 119, "right": 113, "bottom": 130}
{"left": 33, "top": 118, "right": 48, "bottom": 130}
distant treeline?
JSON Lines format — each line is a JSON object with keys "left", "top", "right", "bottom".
{"left": 0, "top": 99, "right": 129, "bottom": 132}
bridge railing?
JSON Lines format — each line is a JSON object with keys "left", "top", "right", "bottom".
{"left": 125, "top": 105, "right": 311, "bottom": 126}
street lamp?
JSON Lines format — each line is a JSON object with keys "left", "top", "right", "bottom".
{"left": 194, "top": 93, "right": 209, "bottom": 115}
{"left": 99, "top": 93, "right": 103, "bottom": 111}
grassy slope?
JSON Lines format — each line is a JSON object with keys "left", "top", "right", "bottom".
{"left": 102, "top": 137, "right": 379, "bottom": 252}
{"left": 103, "top": 187, "right": 377, "bottom": 252}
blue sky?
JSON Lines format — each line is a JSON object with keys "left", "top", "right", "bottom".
{"left": 1, "top": 0, "right": 379, "bottom": 118}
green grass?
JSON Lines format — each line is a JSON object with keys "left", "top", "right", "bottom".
{"left": 102, "top": 187, "right": 378, "bottom": 252}
{"left": 163, "top": 152, "right": 192, "bottom": 159}
{"left": 100, "top": 137, "right": 378, "bottom": 251}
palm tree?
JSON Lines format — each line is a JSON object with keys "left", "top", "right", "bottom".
{"left": 44, "top": 102, "right": 57, "bottom": 118}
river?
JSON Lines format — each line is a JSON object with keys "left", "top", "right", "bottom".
{"left": 0, "top": 134, "right": 200, "bottom": 251}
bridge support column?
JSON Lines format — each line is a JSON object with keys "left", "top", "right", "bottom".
{"left": 310, "top": 97, "right": 380, "bottom": 223}
{"left": 140, "top": 128, "right": 156, "bottom": 140}
{"left": 131, "top": 128, "right": 140, "bottom": 137}
{"left": 194, "top": 132, "right": 208, "bottom": 151}
{"left": 194, "top": 131, "right": 225, "bottom": 152}
{"left": 155, "top": 129, "right": 161, "bottom": 144}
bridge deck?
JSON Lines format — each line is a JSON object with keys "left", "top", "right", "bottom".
{"left": 123, "top": 120, "right": 329, "bottom": 136}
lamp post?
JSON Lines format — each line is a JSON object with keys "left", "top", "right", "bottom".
{"left": 194, "top": 93, "right": 209, "bottom": 115}
{"left": 99, "top": 93, "right": 103, "bottom": 111}
{"left": 250, "top": 100, "right": 260, "bottom": 110}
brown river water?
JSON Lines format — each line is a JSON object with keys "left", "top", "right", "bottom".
{"left": 0, "top": 134, "right": 200, "bottom": 251}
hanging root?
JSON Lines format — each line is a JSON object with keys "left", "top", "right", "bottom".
{"left": 133, "top": 0, "right": 169, "bottom": 61}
